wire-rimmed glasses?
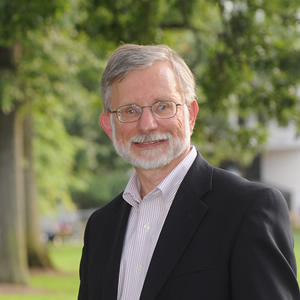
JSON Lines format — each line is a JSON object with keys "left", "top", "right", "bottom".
{"left": 109, "top": 100, "right": 184, "bottom": 123}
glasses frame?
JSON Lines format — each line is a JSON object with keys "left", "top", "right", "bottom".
{"left": 109, "top": 101, "right": 184, "bottom": 123}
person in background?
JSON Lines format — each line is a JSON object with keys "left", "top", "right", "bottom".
{"left": 78, "top": 44, "right": 300, "bottom": 300}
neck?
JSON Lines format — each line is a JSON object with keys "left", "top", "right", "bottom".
{"left": 135, "top": 147, "right": 190, "bottom": 198}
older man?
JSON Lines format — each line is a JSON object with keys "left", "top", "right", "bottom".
{"left": 78, "top": 44, "right": 299, "bottom": 300}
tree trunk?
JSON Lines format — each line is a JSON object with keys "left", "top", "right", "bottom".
{"left": 23, "top": 113, "right": 53, "bottom": 268}
{"left": 0, "top": 107, "right": 29, "bottom": 284}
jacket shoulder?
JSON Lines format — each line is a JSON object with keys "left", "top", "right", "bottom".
{"left": 213, "top": 166, "right": 284, "bottom": 202}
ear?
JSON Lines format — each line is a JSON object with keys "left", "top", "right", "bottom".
{"left": 99, "top": 113, "right": 113, "bottom": 140}
{"left": 188, "top": 100, "right": 199, "bottom": 133}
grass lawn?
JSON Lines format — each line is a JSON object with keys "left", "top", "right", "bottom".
{"left": 0, "top": 242, "right": 82, "bottom": 300}
{"left": 1, "top": 232, "right": 300, "bottom": 299}
{"left": 294, "top": 230, "right": 300, "bottom": 282}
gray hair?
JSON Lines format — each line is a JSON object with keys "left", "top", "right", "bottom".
{"left": 100, "top": 44, "right": 196, "bottom": 112}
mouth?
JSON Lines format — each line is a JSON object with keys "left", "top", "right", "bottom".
{"left": 131, "top": 135, "right": 168, "bottom": 148}
{"left": 134, "top": 139, "right": 165, "bottom": 145}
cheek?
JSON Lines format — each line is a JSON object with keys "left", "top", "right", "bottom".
{"left": 178, "top": 121, "right": 188, "bottom": 137}
{"left": 176, "top": 117, "right": 191, "bottom": 138}
{"left": 114, "top": 124, "right": 135, "bottom": 143}
{"left": 165, "top": 117, "right": 186, "bottom": 138}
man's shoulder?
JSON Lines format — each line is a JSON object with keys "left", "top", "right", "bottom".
{"left": 188, "top": 153, "right": 262, "bottom": 192}
{"left": 211, "top": 166, "right": 288, "bottom": 213}
{"left": 213, "top": 166, "right": 277, "bottom": 193}
{"left": 191, "top": 153, "right": 285, "bottom": 205}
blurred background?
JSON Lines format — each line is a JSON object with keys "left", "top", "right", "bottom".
{"left": 0, "top": 0, "right": 300, "bottom": 297}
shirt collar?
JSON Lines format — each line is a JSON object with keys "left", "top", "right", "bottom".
{"left": 123, "top": 146, "right": 197, "bottom": 210}
{"left": 158, "top": 146, "right": 197, "bottom": 207}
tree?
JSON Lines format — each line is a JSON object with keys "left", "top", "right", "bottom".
{"left": 0, "top": 0, "right": 67, "bottom": 283}
{"left": 0, "top": 103, "right": 28, "bottom": 284}
{"left": 23, "top": 112, "right": 52, "bottom": 268}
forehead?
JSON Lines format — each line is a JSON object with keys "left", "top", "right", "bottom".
{"left": 110, "top": 62, "right": 181, "bottom": 107}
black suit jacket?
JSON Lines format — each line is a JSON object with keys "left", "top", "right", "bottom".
{"left": 78, "top": 152, "right": 300, "bottom": 299}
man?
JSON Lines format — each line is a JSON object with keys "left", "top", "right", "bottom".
{"left": 78, "top": 44, "right": 299, "bottom": 300}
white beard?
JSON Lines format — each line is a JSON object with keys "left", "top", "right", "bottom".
{"left": 110, "top": 107, "right": 191, "bottom": 170}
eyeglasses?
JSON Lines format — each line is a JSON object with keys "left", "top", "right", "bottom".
{"left": 109, "top": 101, "right": 184, "bottom": 123}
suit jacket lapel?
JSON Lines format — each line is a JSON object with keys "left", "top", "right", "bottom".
{"left": 101, "top": 197, "right": 131, "bottom": 299}
{"left": 140, "top": 153, "right": 213, "bottom": 300}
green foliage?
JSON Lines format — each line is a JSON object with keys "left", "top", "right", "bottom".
{"left": 157, "top": 0, "right": 300, "bottom": 165}
{"left": 23, "top": 28, "right": 114, "bottom": 213}
{"left": 1, "top": 0, "right": 300, "bottom": 212}
{"left": 71, "top": 170, "right": 129, "bottom": 209}
{"left": 76, "top": 0, "right": 169, "bottom": 44}
{"left": 18, "top": 30, "right": 93, "bottom": 212}
{"left": 0, "top": 0, "right": 68, "bottom": 45}
{"left": 0, "top": 10, "right": 116, "bottom": 212}
{"left": 0, "top": 70, "right": 20, "bottom": 112}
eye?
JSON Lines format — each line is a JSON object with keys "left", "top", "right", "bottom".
{"left": 124, "top": 105, "right": 139, "bottom": 116}
{"left": 127, "top": 108, "right": 136, "bottom": 115}
{"left": 157, "top": 102, "right": 169, "bottom": 111}
{"left": 158, "top": 104, "right": 167, "bottom": 110}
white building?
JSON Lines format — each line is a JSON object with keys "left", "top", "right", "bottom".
{"left": 261, "top": 121, "right": 300, "bottom": 213}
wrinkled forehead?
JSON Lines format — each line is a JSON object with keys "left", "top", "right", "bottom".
{"left": 110, "top": 62, "right": 182, "bottom": 108}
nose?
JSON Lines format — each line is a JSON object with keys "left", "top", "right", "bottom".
{"left": 137, "top": 107, "right": 159, "bottom": 133}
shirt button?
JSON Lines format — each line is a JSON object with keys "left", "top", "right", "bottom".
{"left": 144, "top": 223, "right": 151, "bottom": 231}
{"left": 137, "top": 265, "right": 142, "bottom": 273}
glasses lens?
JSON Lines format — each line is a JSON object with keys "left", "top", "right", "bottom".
{"left": 153, "top": 101, "right": 176, "bottom": 119}
{"left": 118, "top": 105, "right": 141, "bottom": 122}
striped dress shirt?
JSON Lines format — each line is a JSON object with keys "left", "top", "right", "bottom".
{"left": 117, "top": 146, "right": 197, "bottom": 300}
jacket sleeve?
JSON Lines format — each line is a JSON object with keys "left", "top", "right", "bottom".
{"left": 231, "top": 187, "right": 300, "bottom": 299}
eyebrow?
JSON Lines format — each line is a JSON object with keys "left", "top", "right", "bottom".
{"left": 120, "top": 99, "right": 174, "bottom": 107}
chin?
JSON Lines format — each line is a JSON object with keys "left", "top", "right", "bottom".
{"left": 131, "top": 150, "right": 179, "bottom": 170}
